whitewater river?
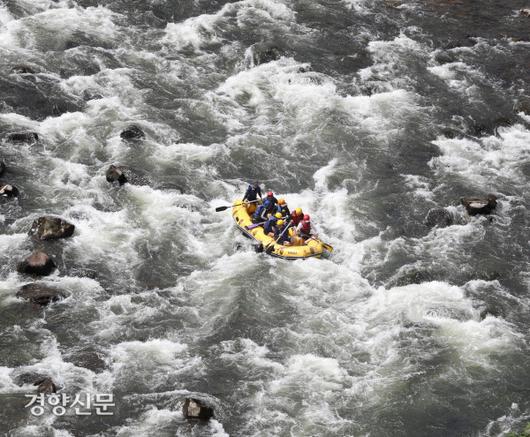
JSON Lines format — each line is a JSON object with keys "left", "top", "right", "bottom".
{"left": 0, "top": 0, "right": 529, "bottom": 435}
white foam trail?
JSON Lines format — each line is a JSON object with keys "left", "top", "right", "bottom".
{"left": 162, "top": 0, "right": 295, "bottom": 52}
{"left": 213, "top": 57, "right": 419, "bottom": 137}
{"left": 430, "top": 123, "right": 530, "bottom": 187}
{"left": 359, "top": 33, "right": 425, "bottom": 90}
{"left": 0, "top": 6, "right": 119, "bottom": 50}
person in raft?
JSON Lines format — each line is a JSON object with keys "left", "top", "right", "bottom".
{"left": 297, "top": 214, "right": 312, "bottom": 240}
{"left": 243, "top": 181, "right": 262, "bottom": 213}
{"left": 264, "top": 212, "right": 283, "bottom": 235}
{"left": 252, "top": 203, "right": 268, "bottom": 223}
{"left": 290, "top": 208, "right": 304, "bottom": 227}
{"left": 274, "top": 219, "right": 291, "bottom": 244}
{"left": 263, "top": 191, "right": 278, "bottom": 214}
{"left": 275, "top": 198, "right": 290, "bottom": 217}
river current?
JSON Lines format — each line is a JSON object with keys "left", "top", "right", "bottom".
{"left": 0, "top": 0, "right": 529, "bottom": 436}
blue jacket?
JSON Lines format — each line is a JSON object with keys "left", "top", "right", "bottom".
{"left": 263, "top": 216, "right": 278, "bottom": 234}
{"left": 263, "top": 196, "right": 277, "bottom": 213}
{"left": 243, "top": 184, "right": 262, "bottom": 202}
{"left": 252, "top": 204, "right": 267, "bottom": 222}
{"left": 274, "top": 224, "right": 290, "bottom": 244}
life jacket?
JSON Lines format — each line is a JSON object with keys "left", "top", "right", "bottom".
{"left": 263, "top": 216, "right": 278, "bottom": 234}
{"left": 263, "top": 196, "right": 277, "bottom": 213}
{"left": 298, "top": 220, "right": 311, "bottom": 236}
{"left": 290, "top": 212, "right": 302, "bottom": 226}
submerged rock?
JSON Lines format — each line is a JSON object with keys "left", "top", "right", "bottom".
{"left": 120, "top": 125, "right": 144, "bottom": 140}
{"left": 424, "top": 208, "right": 454, "bottom": 228}
{"left": 17, "top": 251, "right": 56, "bottom": 276}
{"left": 106, "top": 165, "right": 128, "bottom": 185}
{"left": 461, "top": 194, "right": 497, "bottom": 216}
{"left": 35, "top": 378, "right": 58, "bottom": 394}
{"left": 29, "top": 216, "right": 75, "bottom": 240}
{"left": 7, "top": 132, "right": 39, "bottom": 143}
{"left": 182, "top": 398, "right": 214, "bottom": 421}
{"left": 0, "top": 184, "right": 19, "bottom": 198}
{"left": 11, "top": 65, "right": 36, "bottom": 74}
{"left": 250, "top": 42, "right": 285, "bottom": 66}
{"left": 16, "top": 283, "right": 66, "bottom": 306}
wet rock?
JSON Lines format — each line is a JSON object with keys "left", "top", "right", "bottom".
{"left": 0, "top": 184, "right": 19, "bottom": 198}
{"left": 182, "top": 398, "right": 214, "bottom": 421}
{"left": 16, "top": 283, "right": 66, "bottom": 306}
{"left": 120, "top": 125, "right": 145, "bottom": 140}
{"left": 17, "top": 251, "right": 56, "bottom": 276}
{"left": 424, "top": 208, "right": 453, "bottom": 228}
{"left": 82, "top": 89, "right": 103, "bottom": 101}
{"left": 0, "top": 161, "right": 5, "bottom": 176}
{"left": 6, "top": 132, "right": 39, "bottom": 143}
{"left": 105, "top": 165, "right": 128, "bottom": 185}
{"left": 461, "top": 194, "right": 497, "bottom": 216}
{"left": 251, "top": 42, "right": 285, "bottom": 66}
{"left": 35, "top": 378, "right": 57, "bottom": 394}
{"left": 434, "top": 50, "right": 456, "bottom": 65}
{"left": 67, "top": 349, "right": 106, "bottom": 372}
{"left": 29, "top": 216, "right": 75, "bottom": 240}
{"left": 11, "top": 65, "right": 36, "bottom": 74}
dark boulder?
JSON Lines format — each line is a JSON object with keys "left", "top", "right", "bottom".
{"left": 251, "top": 43, "right": 285, "bottom": 66}
{"left": 16, "top": 283, "right": 66, "bottom": 306}
{"left": 29, "top": 216, "right": 75, "bottom": 240}
{"left": 17, "top": 251, "right": 56, "bottom": 276}
{"left": 11, "top": 65, "right": 36, "bottom": 74}
{"left": 35, "top": 378, "right": 58, "bottom": 394}
{"left": 0, "top": 184, "right": 19, "bottom": 198}
{"left": 120, "top": 125, "right": 144, "bottom": 140}
{"left": 424, "top": 208, "right": 454, "bottom": 228}
{"left": 0, "top": 161, "right": 5, "bottom": 176}
{"left": 461, "top": 194, "right": 497, "bottom": 216}
{"left": 182, "top": 398, "right": 214, "bottom": 421}
{"left": 7, "top": 132, "right": 39, "bottom": 143}
{"left": 105, "top": 165, "right": 128, "bottom": 185}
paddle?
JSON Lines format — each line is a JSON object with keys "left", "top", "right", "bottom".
{"left": 306, "top": 235, "right": 334, "bottom": 253}
{"left": 246, "top": 221, "right": 265, "bottom": 230}
{"left": 321, "top": 242, "right": 334, "bottom": 252}
{"left": 266, "top": 220, "right": 292, "bottom": 254}
{"left": 215, "top": 199, "right": 260, "bottom": 212}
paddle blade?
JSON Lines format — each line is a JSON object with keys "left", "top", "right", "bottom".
{"left": 322, "top": 242, "right": 334, "bottom": 252}
{"left": 215, "top": 205, "right": 230, "bottom": 212}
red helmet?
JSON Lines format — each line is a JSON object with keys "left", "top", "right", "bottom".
{"left": 304, "top": 214, "right": 310, "bottom": 221}
{"left": 267, "top": 191, "right": 273, "bottom": 197}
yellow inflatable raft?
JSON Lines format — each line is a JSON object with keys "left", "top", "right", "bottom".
{"left": 232, "top": 200, "right": 327, "bottom": 260}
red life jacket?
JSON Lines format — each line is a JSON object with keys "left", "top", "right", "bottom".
{"left": 291, "top": 212, "right": 302, "bottom": 226}
{"left": 299, "top": 220, "right": 311, "bottom": 235}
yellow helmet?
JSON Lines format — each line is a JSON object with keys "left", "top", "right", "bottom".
{"left": 277, "top": 219, "right": 284, "bottom": 226}
{"left": 295, "top": 207, "right": 302, "bottom": 215}
{"left": 288, "top": 228, "right": 294, "bottom": 237}
{"left": 275, "top": 212, "right": 282, "bottom": 219}
{"left": 278, "top": 198, "right": 286, "bottom": 205}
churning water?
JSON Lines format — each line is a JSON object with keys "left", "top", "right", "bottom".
{"left": 0, "top": 0, "right": 529, "bottom": 435}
